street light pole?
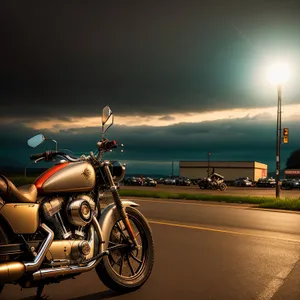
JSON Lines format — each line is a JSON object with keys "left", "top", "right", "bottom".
{"left": 275, "top": 84, "right": 282, "bottom": 198}
{"left": 267, "top": 61, "right": 290, "bottom": 198}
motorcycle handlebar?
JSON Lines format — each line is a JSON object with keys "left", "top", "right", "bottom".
{"left": 30, "top": 140, "right": 118, "bottom": 162}
{"left": 30, "top": 151, "right": 80, "bottom": 162}
{"left": 30, "top": 152, "right": 46, "bottom": 160}
{"left": 106, "top": 140, "right": 117, "bottom": 150}
{"left": 97, "top": 140, "right": 117, "bottom": 151}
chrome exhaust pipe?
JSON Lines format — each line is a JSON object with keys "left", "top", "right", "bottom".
{"left": 0, "top": 262, "right": 25, "bottom": 282}
{"left": 32, "top": 251, "right": 109, "bottom": 281}
{"left": 31, "top": 216, "right": 106, "bottom": 282}
{"left": 0, "top": 223, "right": 54, "bottom": 283}
{"left": 25, "top": 223, "right": 54, "bottom": 272}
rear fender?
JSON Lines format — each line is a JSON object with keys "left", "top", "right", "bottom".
{"left": 99, "top": 201, "right": 139, "bottom": 250}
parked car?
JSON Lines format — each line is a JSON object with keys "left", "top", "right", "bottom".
{"left": 143, "top": 177, "right": 157, "bottom": 187}
{"left": 281, "top": 178, "right": 300, "bottom": 190}
{"left": 190, "top": 178, "right": 201, "bottom": 185}
{"left": 157, "top": 178, "right": 166, "bottom": 184}
{"left": 233, "top": 177, "right": 253, "bottom": 187}
{"left": 175, "top": 177, "right": 191, "bottom": 186}
{"left": 124, "top": 176, "right": 143, "bottom": 186}
{"left": 164, "top": 177, "right": 176, "bottom": 185}
{"left": 256, "top": 177, "right": 276, "bottom": 187}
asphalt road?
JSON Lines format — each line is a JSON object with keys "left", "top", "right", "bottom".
{"left": 122, "top": 184, "right": 300, "bottom": 198}
{"left": 3, "top": 198, "right": 300, "bottom": 300}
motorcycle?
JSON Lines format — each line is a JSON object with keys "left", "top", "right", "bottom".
{"left": 198, "top": 173, "right": 227, "bottom": 191}
{"left": 0, "top": 106, "right": 154, "bottom": 299}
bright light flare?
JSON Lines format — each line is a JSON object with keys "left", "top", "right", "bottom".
{"left": 267, "top": 62, "right": 290, "bottom": 85}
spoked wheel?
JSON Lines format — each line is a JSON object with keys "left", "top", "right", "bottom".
{"left": 219, "top": 183, "right": 227, "bottom": 191}
{"left": 96, "top": 207, "right": 154, "bottom": 293}
{"left": 0, "top": 225, "right": 9, "bottom": 295}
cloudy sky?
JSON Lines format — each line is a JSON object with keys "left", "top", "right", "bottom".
{"left": 1, "top": 0, "right": 300, "bottom": 175}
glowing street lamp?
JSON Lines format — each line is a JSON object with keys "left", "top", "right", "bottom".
{"left": 267, "top": 62, "right": 290, "bottom": 198}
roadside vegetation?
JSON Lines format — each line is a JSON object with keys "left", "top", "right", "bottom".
{"left": 6, "top": 177, "right": 300, "bottom": 212}
{"left": 119, "top": 189, "right": 300, "bottom": 211}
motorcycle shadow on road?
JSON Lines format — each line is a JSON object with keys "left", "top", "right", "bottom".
{"left": 69, "top": 290, "right": 129, "bottom": 300}
{"left": 19, "top": 289, "right": 131, "bottom": 300}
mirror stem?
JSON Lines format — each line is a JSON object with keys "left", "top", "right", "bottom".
{"left": 51, "top": 139, "right": 58, "bottom": 152}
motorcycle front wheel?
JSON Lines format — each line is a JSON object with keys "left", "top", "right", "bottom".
{"left": 96, "top": 206, "right": 154, "bottom": 293}
{"left": 219, "top": 183, "right": 227, "bottom": 191}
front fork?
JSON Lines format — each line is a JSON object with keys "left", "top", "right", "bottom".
{"left": 103, "top": 162, "right": 140, "bottom": 248}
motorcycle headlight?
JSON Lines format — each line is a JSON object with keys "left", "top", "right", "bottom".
{"left": 110, "top": 161, "right": 126, "bottom": 183}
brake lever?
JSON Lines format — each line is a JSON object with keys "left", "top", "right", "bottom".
{"left": 34, "top": 157, "right": 45, "bottom": 164}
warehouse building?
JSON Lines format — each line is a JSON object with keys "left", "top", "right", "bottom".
{"left": 179, "top": 161, "right": 268, "bottom": 182}
{"left": 284, "top": 169, "right": 300, "bottom": 179}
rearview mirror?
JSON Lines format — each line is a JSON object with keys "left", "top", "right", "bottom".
{"left": 102, "top": 106, "right": 114, "bottom": 137}
{"left": 102, "top": 106, "right": 113, "bottom": 125}
{"left": 27, "top": 134, "right": 45, "bottom": 148}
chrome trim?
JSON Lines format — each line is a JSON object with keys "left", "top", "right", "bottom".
{"left": 25, "top": 223, "right": 54, "bottom": 272}
{"left": 99, "top": 201, "right": 139, "bottom": 250}
{"left": 91, "top": 215, "right": 104, "bottom": 253}
{"left": 32, "top": 252, "right": 107, "bottom": 281}
{"left": 31, "top": 216, "right": 105, "bottom": 281}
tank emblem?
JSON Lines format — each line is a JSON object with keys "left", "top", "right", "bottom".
{"left": 82, "top": 168, "right": 91, "bottom": 180}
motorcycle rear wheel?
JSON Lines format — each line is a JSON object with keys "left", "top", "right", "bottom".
{"left": 0, "top": 224, "right": 9, "bottom": 295}
{"left": 199, "top": 182, "right": 205, "bottom": 189}
{"left": 96, "top": 207, "right": 154, "bottom": 293}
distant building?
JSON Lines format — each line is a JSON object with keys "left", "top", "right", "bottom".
{"left": 284, "top": 169, "right": 300, "bottom": 179}
{"left": 179, "top": 161, "right": 267, "bottom": 181}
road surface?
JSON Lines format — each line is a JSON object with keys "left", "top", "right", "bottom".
{"left": 3, "top": 197, "right": 300, "bottom": 300}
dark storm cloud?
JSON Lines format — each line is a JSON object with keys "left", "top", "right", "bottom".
{"left": 0, "top": 116, "right": 298, "bottom": 173}
{"left": 1, "top": 0, "right": 300, "bottom": 120}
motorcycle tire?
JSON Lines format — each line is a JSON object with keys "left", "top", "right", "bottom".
{"left": 0, "top": 224, "right": 9, "bottom": 295}
{"left": 96, "top": 206, "right": 154, "bottom": 293}
{"left": 219, "top": 183, "right": 227, "bottom": 191}
{"left": 198, "top": 182, "right": 205, "bottom": 189}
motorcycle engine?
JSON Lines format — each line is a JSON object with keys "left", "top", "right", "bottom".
{"left": 66, "top": 194, "right": 97, "bottom": 227}
{"left": 41, "top": 194, "right": 97, "bottom": 240}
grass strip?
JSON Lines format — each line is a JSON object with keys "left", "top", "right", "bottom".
{"left": 119, "top": 189, "right": 300, "bottom": 210}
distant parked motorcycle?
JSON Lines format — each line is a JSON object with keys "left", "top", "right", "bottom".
{"left": 198, "top": 173, "right": 227, "bottom": 191}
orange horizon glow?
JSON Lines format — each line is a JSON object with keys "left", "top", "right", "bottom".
{"left": 2, "top": 103, "right": 300, "bottom": 132}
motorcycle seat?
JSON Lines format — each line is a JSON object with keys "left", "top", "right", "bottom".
{"left": 0, "top": 175, "right": 37, "bottom": 203}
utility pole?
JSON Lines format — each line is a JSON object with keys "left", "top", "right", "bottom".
{"left": 275, "top": 85, "right": 282, "bottom": 198}
{"left": 207, "top": 152, "right": 211, "bottom": 176}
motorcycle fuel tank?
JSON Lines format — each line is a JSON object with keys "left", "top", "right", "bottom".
{"left": 35, "top": 161, "right": 96, "bottom": 194}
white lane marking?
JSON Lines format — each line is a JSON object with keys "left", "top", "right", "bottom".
{"left": 126, "top": 197, "right": 252, "bottom": 209}
{"left": 257, "top": 259, "right": 299, "bottom": 300}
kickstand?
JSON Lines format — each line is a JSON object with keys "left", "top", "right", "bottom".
{"left": 36, "top": 284, "right": 48, "bottom": 300}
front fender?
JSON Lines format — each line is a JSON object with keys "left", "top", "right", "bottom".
{"left": 99, "top": 201, "right": 139, "bottom": 250}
